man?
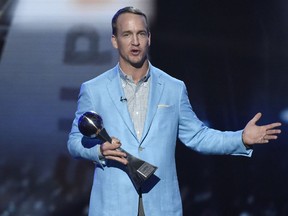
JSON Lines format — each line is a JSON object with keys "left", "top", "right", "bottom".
{"left": 67, "top": 6, "right": 281, "bottom": 216}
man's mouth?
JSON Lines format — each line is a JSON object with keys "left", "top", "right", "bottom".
{"left": 131, "top": 49, "right": 140, "bottom": 55}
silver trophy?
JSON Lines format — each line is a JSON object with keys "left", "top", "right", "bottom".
{"left": 78, "top": 111, "right": 157, "bottom": 191}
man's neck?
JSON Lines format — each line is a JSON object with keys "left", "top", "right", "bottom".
{"left": 119, "top": 61, "right": 149, "bottom": 84}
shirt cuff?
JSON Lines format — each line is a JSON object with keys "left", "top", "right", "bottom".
{"left": 97, "top": 145, "right": 106, "bottom": 165}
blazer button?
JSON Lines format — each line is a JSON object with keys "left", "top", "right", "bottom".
{"left": 138, "top": 146, "right": 145, "bottom": 152}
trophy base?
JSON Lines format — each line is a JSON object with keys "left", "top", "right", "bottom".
{"left": 125, "top": 151, "right": 157, "bottom": 191}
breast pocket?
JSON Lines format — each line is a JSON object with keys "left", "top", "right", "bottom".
{"left": 156, "top": 104, "right": 175, "bottom": 119}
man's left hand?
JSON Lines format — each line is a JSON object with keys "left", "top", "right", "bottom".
{"left": 242, "top": 112, "right": 282, "bottom": 145}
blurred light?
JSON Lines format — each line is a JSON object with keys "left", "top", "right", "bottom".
{"left": 13, "top": 0, "right": 156, "bottom": 30}
{"left": 279, "top": 108, "right": 288, "bottom": 123}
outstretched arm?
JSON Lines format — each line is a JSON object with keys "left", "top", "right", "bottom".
{"left": 242, "top": 112, "right": 282, "bottom": 145}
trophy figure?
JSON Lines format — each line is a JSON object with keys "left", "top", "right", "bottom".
{"left": 78, "top": 111, "right": 158, "bottom": 191}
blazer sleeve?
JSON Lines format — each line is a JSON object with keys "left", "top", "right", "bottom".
{"left": 177, "top": 82, "right": 253, "bottom": 157}
{"left": 67, "top": 83, "right": 105, "bottom": 166}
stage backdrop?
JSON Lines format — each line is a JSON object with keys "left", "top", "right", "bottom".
{"left": 0, "top": 0, "right": 155, "bottom": 215}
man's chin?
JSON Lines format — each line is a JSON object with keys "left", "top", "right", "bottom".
{"left": 130, "top": 58, "right": 147, "bottom": 69}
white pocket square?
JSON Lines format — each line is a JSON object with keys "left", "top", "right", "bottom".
{"left": 157, "top": 104, "right": 170, "bottom": 108}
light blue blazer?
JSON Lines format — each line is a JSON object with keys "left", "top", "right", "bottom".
{"left": 68, "top": 63, "right": 253, "bottom": 216}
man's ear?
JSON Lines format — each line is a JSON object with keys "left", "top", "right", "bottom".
{"left": 148, "top": 32, "right": 151, "bottom": 46}
{"left": 111, "top": 35, "right": 118, "bottom": 49}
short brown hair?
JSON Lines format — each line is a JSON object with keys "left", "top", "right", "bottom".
{"left": 111, "top": 6, "right": 150, "bottom": 36}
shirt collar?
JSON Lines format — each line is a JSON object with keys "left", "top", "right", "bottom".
{"left": 118, "top": 63, "right": 151, "bottom": 83}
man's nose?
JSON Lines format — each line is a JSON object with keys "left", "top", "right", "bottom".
{"left": 131, "top": 34, "right": 140, "bottom": 45}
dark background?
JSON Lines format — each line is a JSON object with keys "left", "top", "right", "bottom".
{"left": 0, "top": 0, "right": 287, "bottom": 215}
{"left": 151, "top": 0, "right": 288, "bottom": 215}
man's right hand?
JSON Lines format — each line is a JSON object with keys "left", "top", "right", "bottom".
{"left": 100, "top": 137, "right": 128, "bottom": 165}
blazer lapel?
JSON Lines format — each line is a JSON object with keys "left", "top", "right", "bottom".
{"left": 140, "top": 69, "right": 164, "bottom": 144}
{"left": 106, "top": 67, "right": 137, "bottom": 140}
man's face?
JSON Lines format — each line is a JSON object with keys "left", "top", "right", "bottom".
{"left": 111, "top": 13, "right": 151, "bottom": 68}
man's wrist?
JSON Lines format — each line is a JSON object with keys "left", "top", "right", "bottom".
{"left": 242, "top": 131, "right": 252, "bottom": 149}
